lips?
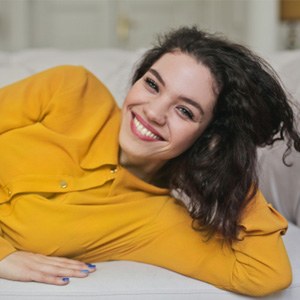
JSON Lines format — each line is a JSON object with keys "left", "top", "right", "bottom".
{"left": 131, "top": 113, "right": 164, "bottom": 141}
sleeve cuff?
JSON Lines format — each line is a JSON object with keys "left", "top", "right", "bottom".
{"left": 0, "top": 238, "right": 17, "bottom": 260}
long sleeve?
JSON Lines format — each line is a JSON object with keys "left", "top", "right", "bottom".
{"left": 0, "top": 65, "right": 117, "bottom": 260}
{"left": 119, "top": 190, "right": 292, "bottom": 297}
{"left": 0, "top": 67, "right": 64, "bottom": 259}
{"left": 0, "top": 227, "right": 16, "bottom": 260}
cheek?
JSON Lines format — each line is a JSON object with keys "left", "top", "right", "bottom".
{"left": 171, "top": 120, "right": 210, "bottom": 153}
{"left": 122, "top": 93, "right": 132, "bottom": 110}
{"left": 172, "top": 127, "right": 201, "bottom": 150}
{"left": 122, "top": 85, "right": 135, "bottom": 107}
{"left": 122, "top": 82, "right": 144, "bottom": 107}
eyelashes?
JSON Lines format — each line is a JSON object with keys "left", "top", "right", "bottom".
{"left": 145, "top": 77, "right": 159, "bottom": 92}
{"left": 143, "top": 76, "right": 195, "bottom": 121}
{"left": 177, "top": 106, "right": 194, "bottom": 120}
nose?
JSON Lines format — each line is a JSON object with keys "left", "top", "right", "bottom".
{"left": 143, "top": 100, "right": 167, "bottom": 126}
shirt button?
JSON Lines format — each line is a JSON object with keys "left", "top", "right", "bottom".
{"left": 59, "top": 180, "right": 68, "bottom": 189}
{"left": 7, "top": 189, "right": 12, "bottom": 196}
{"left": 110, "top": 167, "right": 118, "bottom": 174}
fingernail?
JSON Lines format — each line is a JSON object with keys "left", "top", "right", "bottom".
{"left": 86, "top": 263, "right": 96, "bottom": 268}
{"left": 62, "top": 277, "right": 69, "bottom": 282}
{"left": 80, "top": 269, "right": 90, "bottom": 274}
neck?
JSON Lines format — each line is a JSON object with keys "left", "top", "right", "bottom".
{"left": 119, "top": 151, "right": 165, "bottom": 184}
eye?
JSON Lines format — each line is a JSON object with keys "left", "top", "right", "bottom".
{"left": 177, "top": 106, "right": 194, "bottom": 120}
{"left": 144, "top": 77, "right": 159, "bottom": 92}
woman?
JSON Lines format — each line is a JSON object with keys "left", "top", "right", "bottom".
{"left": 0, "top": 27, "right": 299, "bottom": 296}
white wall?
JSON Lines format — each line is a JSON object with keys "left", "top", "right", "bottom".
{"left": 0, "top": 0, "right": 297, "bottom": 53}
{"left": 244, "top": 0, "right": 280, "bottom": 54}
{"left": 0, "top": 0, "right": 31, "bottom": 50}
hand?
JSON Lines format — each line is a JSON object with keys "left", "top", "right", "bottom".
{"left": 0, "top": 251, "right": 96, "bottom": 285}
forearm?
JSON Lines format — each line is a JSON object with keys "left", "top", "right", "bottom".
{"left": 119, "top": 194, "right": 292, "bottom": 296}
{"left": 229, "top": 195, "right": 292, "bottom": 296}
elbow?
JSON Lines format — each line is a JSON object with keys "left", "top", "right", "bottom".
{"left": 263, "top": 269, "right": 292, "bottom": 296}
{"left": 238, "top": 270, "right": 292, "bottom": 297}
{"left": 249, "top": 271, "right": 292, "bottom": 297}
{"left": 232, "top": 262, "right": 292, "bottom": 297}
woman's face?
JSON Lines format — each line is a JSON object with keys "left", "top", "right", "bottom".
{"left": 119, "top": 51, "right": 217, "bottom": 174}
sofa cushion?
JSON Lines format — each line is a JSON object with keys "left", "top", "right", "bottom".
{"left": 258, "top": 144, "right": 300, "bottom": 226}
{"left": 0, "top": 222, "right": 299, "bottom": 300}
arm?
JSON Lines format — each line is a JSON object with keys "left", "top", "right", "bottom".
{"left": 119, "top": 191, "right": 291, "bottom": 296}
{"left": 0, "top": 226, "right": 95, "bottom": 284}
{"left": 0, "top": 65, "right": 86, "bottom": 258}
{"left": 0, "top": 65, "right": 103, "bottom": 284}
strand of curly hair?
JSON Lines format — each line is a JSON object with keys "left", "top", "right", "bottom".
{"left": 132, "top": 26, "right": 300, "bottom": 242}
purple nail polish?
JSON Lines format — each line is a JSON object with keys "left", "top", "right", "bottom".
{"left": 86, "top": 263, "right": 96, "bottom": 268}
{"left": 62, "top": 277, "right": 69, "bottom": 282}
{"left": 80, "top": 269, "right": 89, "bottom": 273}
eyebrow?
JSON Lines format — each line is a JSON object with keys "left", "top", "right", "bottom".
{"left": 149, "top": 68, "right": 205, "bottom": 116}
{"left": 149, "top": 68, "right": 165, "bottom": 86}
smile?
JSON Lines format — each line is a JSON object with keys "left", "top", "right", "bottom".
{"left": 132, "top": 115, "right": 163, "bottom": 141}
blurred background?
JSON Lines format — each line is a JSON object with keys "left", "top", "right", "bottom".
{"left": 0, "top": 0, "right": 299, "bottom": 55}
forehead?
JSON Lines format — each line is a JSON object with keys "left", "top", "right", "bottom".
{"left": 151, "top": 52, "right": 214, "bottom": 85}
{"left": 149, "top": 52, "right": 217, "bottom": 108}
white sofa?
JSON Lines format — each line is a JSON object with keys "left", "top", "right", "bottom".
{"left": 0, "top": 48, "right": 299, "bottom": 299}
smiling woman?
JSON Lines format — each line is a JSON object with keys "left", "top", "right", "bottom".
{"left": 119, "top": 51, "right": 216, "bottom": 180}
{"left": 0, "top": 26, "right": 299, "bottom": 297}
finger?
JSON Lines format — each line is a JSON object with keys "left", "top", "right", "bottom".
{"left": 85, "top": 263, "right": 97, "bottom": 272}
{"left": 30, "top": 271, "right": 71, "bottom": 286}
{"left": 31, "top": 263, "right": 92, "bottom": 279}
{"left": 44, "top": 259, "right": 96, "bottom": 273}
{"left": 32, "top": 255, "right": 94, "bottom": 271}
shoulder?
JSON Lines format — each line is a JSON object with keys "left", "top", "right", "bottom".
{"left": 39, "top": 65, "right": 89, "bottom": 77}
{"left": 1, "top": 65, "right": 101, "bottom": 95}
{"left": 22, "top": 65, "right": 90, "bottom": 83}
{"left": 37, "top": 65, "right": 97, "bottom": 87}
{"left": 26, "top": 65, "right": 103, "bottom": 87}
{"left": 35, "top": 65, "right": 112, "bottom": 98}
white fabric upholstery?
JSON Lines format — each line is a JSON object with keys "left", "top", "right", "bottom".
{"left": 0, "top": 223, "right": 299, "bottom": 300}
{"left": 258, "top": 50, "right": 300, "bottom": 227}
{"left": 0, "top": 48, "right": 299, "bottom": 299}
{"left": 259, "top": 145, "right": 300, "bottom": 226}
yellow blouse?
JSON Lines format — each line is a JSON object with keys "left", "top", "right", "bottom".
{"left": 0, "top": 66, "right": 292, "bottom": 296}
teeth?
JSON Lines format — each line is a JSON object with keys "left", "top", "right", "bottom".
{"left": 133, "top": 117, "right": 161, "bottom": 140}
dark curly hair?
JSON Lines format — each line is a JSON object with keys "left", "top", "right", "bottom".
{"left": 131, "top": 26, "right": 300, "bottom": 241}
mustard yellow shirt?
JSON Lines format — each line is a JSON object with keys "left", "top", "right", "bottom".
{"left": 0, "top": 66, "right": 292, "bottom": 296}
